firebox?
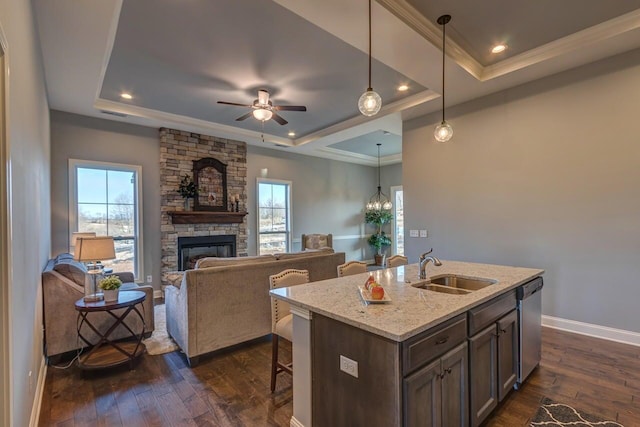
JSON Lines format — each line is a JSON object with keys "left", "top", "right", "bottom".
{"left": 177, "top": 235, "right": 236, "bottom": 270}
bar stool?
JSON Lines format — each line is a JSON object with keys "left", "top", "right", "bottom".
{"left": 337, "top": 261, "right": 367, "bottom": 277}
{"left": 269, "top": 268, "right": 310, "bottom": 392}
{"left": 386, "top": 255, "right": 409, "bottom": 268}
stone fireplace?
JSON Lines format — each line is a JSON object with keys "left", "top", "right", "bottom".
{"left": 160, "top": 128, "right": 248, "bottom": 286}
{"left": 177, "top": 235, "right": 236, "bottom": 270}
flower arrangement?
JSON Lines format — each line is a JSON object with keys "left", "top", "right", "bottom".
{"left": 178, "top": 174, "right": 198, "bottom": 199}
{"left": 99, "top": 275, "right": 122, "bottom": 291}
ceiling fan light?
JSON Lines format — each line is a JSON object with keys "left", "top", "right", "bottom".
{"left": 434, "top": 120, "right": 453, "bottom": 143}
{"left": 253, "top": 108, "right": 273, "bottom": 121}
{"left": 358, "top": 90, "right": 382, "bottom": 116}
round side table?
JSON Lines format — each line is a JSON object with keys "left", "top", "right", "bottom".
{"left": 74, "top": 290, "right": 146, "bottom": 370}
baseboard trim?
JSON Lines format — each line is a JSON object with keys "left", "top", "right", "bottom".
{"left": 290, "top": 415, "right": 306, "bottom": 427}
{"left": 29, "top": 356, "right": 46, "bottom": 427}
{"left": 542, "top": 315, "right": 640, "bottom": 347}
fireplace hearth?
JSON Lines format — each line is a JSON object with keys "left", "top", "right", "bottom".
{"left": 177, "top": 235, "right": 236, "bottom": 270}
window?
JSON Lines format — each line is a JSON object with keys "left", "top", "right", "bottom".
{"left": 69, "top": 159, "right": 143, "bottom": 278}
{"left": 391, "top": 186, "right": 404, "bottom": 256}
{"left": 257, "top": 179, "right": 291, "bottom": 255}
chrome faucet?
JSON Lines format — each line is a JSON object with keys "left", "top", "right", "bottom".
{"left": 419, "top": 249, "right": 442, "bottom": 280}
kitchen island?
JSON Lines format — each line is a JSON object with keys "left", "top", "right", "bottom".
{"left": 270, "top": 260, "right": 544, "bottom": 427}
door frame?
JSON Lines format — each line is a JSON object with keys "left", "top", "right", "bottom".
{"left": 0, "top": 22, "right": 12, "bottom": 427}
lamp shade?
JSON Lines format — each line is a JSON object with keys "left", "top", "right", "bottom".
{"left": 70, "top": 231, "right": 96, "bottom": 249}
{"left": 74, "top": 236, "right": 116, "bottom": 262}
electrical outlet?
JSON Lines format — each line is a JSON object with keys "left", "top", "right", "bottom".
{"left": 420, "top": 229, "right": 428, "bottom": 238}
{"left": 146, "top": 275, "right": 152, "bottom": 283}
{"left": 409, "top": 229, "right": 419, "bottom": 238}
{"left": 340, "top": 355, "right": 358, "bottom": 378}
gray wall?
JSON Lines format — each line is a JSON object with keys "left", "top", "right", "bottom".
{"left": 247, "top": 146, "right": 376, "bottom": 260}
{"left": 50, "top": 111, "right": 162, "bottom": 289}
{"left": 403, "top": 49, "right": 640, "bottom": 332}
{"left": 0, "top": 0, "right": 51, "bottom": 425}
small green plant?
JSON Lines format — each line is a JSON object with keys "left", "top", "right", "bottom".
{"left": 99, "top": 275, "right": 122, "bottom": 291}
{"left": 178, "top": 174, "right": 198, "bottom": 199}
{"left": 365, "top": 209, "right": 393, "bottom": 255}
{"left": 368, "top": 232, "right": 392, "bottom": 252}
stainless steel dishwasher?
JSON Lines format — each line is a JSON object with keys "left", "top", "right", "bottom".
{"left": 517, "top": 277, "right": 543, "bottom": 386}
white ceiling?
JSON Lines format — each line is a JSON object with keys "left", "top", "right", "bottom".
{"left": 34, "top": 0, "right": 640, "bottom": 166}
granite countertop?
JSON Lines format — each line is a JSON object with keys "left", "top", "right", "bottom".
{"left": 270, "top": 260, "right": 544, "bottom": 342}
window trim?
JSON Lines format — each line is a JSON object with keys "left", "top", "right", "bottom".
{"left": 256, "top": 178, "right": 292, "bottom": 255}
{"left": 391, "top": 185, "right": 404, "bottom": 256}
{"left": 68, "top": 159, "right": 144, "bottom": 280}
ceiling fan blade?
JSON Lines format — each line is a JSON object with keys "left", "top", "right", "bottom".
{"left": 274, "top": 105, "right": 307, "bottom": 112}
{"left": 271, "top": 113, "right": 288, "bottom": 125}
{"left": 235, "top": 112, "right": 253, "bottom": 121}
{"left": 218, "top": 101, "right": 252, "bottom": 107}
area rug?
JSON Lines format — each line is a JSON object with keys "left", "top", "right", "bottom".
{"left": 530, "top": 397, "right": 623, "bottom": 426}
{"left": 143, "top": 304, "right": 179, "bottom": 355}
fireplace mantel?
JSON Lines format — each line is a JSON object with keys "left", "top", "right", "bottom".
{"left": 168, "top": 211, "right": 247, "bottom": 224}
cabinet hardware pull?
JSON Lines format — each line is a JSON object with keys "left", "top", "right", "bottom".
{"left": 445, "top": 368, "right": 452, "bottom": 374}
{"left": 435, "top": 336, "right": 449, "bottom": 345}
{"left": 501, "top": 329, "right": 507, "bottom": 334}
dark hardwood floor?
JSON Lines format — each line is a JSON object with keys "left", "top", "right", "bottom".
{"left": 38, "top": 328, "right": 640, "bottom": 426}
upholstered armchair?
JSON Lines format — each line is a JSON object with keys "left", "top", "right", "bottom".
{"left": 301, "top": 233, "right": 333, "bottom": 251}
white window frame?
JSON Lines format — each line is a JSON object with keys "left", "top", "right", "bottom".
{"left": 256, "top": 178, "right": 292, "bottom": 255}
{"left": 391, "top": 185, "right": 404, "bottom": 256}
{"left": 68, "top": 159, "right": 144, "bottom": 280}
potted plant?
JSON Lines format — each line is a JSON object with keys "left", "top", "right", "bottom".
{"left": 99, "top": 275, "right": 123, "bottom": 302}
{"left": 178, "top": 174, "right": 198, "bottom": 210}
{"left": 365, "top": 210, "right": 393, "bottom": 265}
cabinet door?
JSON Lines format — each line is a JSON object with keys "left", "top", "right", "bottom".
{"left": 497, "top": 310, "right": 518, "bottom": 401}
{"left": 404, "top": 358, "right": 442, "bottom": 427}
{"left": 441, "top": 342, "right": 469, "bottom": 427}
{"left": 469, "top": 324, "right": 498, "bottom": 427}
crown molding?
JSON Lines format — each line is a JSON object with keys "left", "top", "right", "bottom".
{"left": 376, "top": 0, "right": 484, "bottom": 79}
{"left": 316, "top": 146, "right": 401, "bottom": 166}
{"left": 295, "top": 90, "right": 438, "bottom": 147}
{"left": 93, "top": 98, "right": 294, "bottom": 146}
{"left": 377, "top": 0, "right": 640, "bottom": 82}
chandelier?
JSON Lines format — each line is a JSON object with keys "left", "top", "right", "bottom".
{"left": 366, "top": 143, "right": 392, "bottom": 211}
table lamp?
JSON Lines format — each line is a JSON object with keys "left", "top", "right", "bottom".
{"left": 74, "top": 236, "right": 116, "bottom": 302}
{"left": 69, "top": 231, "right": 96, "bottom": 254}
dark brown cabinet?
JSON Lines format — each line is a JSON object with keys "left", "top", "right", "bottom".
{"left": 469, "top": 324, "right": 498, "bottom": 427}
{"left": 404, "top": 342, "right": 468, "bottom": 427}
{"left": 497, "top": 310, "right": 518, "bottom": 401}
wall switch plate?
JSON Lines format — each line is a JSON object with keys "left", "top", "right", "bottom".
{"left": 340, "top": 355, "right": 358, "bottom": 378}
{"left": 146, "top": 275, "right": 152, "bottom": 283}
{"left": 409, "top": 229, "right": 419, "bottom": 238}
{"left": 420, "top": 230, "right": 428, "bottom": 238}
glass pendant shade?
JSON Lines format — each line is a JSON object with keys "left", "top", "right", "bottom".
{"left": 358, "top": 90, "right": 382, "bottom": 116}
{"left": 434, "top": 120, "right": 453, "bottom": 142}
{"left": 253, "top": 108, "right": 273, "bottom": 121}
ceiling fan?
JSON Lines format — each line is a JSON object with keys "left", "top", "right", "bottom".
{"left": 217, "top": 89, "right": 307, "bottom": 125}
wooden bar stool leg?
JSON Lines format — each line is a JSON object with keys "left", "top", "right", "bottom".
{"left": 271, "top": 334, "right": 279, "bottom": 392}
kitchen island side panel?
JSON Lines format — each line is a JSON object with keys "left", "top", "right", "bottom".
{"left": 312, "top": 314, "right": 402, "bottom": 426}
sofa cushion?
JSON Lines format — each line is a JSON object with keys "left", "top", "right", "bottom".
{"left": 52, "top": 257, "right": 87, "bottom": 286}
{"left": 275, "top": 248, "right": 334, "bottom": 261}
{"left": 195, "top": 254, "right": 277, "bottom": 269}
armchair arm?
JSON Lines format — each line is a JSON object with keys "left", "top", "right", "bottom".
{"left": 113, "top": 271, "right": 135, "bottom": 283}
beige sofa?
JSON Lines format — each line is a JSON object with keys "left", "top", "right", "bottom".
{"left": 165, "top": 250, "right": 345, "bottom": 366}
{"left": 42, "top": 253, "right": 155, "bottom": 361}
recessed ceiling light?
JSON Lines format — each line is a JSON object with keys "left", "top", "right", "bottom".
{"left": 491, "top": 44, "right": 507, "bottom": 54}
{"left": 120, "top": 92, "right": 133, "bottom": 100}
{"left": 288, "top": 131, "right": 295, "bottom": 137}
{"left": 397, "top": 84, "right": 409, "bottom": 91}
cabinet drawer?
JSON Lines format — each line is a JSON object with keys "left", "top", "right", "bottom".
{"left": 468, "top": 290, "right": 516, "bottom": 336}
{"left": 403, "top": 314, "right": 467, "bottom": 375}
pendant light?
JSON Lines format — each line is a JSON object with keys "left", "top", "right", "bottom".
{"left": 434, "top": 14, "right": 453, "bottom": 143}
{"left": 366, "top": 143, "right": 392, "bottom": 211}
{"left": 358, "top": 0, "right": 382, "bottom": 116}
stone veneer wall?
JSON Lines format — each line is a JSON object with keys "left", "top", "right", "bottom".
{"left": 160, "top": 128, "right": 248, "bottom": 285}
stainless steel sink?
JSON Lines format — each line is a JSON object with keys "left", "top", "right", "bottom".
{"left": 411, "top": 275, "right": 496, "bottom": 295}
{"left": 430, "top": 275, "right": 496, "bottom": 291}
